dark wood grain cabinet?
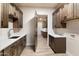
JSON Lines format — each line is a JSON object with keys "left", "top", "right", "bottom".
{"left": 0, "top": 3, "right": 23, "bottom": 29}
{"left": 41, "top": 31, "right": 47, "bottom": 38}
{"left": 1, "top": 3, "right": 9, "bottom": 28}
{"left": 9, "top": 3, "right": 23, "bottom": 28}
{"left": 4, "top": 43, "right": 17, "bottom": 56}
{"left": 9, "top": 3, "right": 23, "bottom": 32}
{"left": 53, "top": 4, "right": 66, "bottom": 28}
{"left": 0, "top": 50, "right": 4, "bottom": 56}
{"left": 49, "top": 35, "right": 66, "bottom": 53}
{"left": 3, "top": 35, "right": 26, "bottom": 56}
{"left": 53, "top": 3, "right": 79, "bottom": 28}
{"left": 53, "top": 3, "right": 79, "bottom": 29}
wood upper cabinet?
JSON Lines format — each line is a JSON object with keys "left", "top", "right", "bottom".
{"left": 0, "top": 4, "right": 1, "bottom": 28}
{"left": 18, "top": 10, "right": 23, "bottom": 28}
{"left": 1, "top": 3, "right": 9, "bottom": 28}
{"left": 63, "top": 4, "right": 68, "bottom": 17}
{"left": 53, "top": 5, "right": 66, "bottom": 28}
{"left": 76, "top": 3, "right": 79, "bottom": 18}
{"left": 52, "top": 13, "right": 57, "bottom": 28}
{"left": 64, "top": 3, "right": 79, "bottom": 20}
{"left": 53, "top": 3, "right": 79, "bottom": 28}
{"left": 0, "top": 50, "right": 4, "bottom": 56}
{"left": 56, "top": 11, "right": 61, "bottom": 28}
{"left": 67, "top": 3, "right": 74, "bottom": 19}
{"left": 0, "top": 3, "right": 23, "bottom": 29}
{"left": 9, "top": 3, "right": 23, "bottom": 28}
{"left": 73, "top": 3, "right": 77, "bottom": 18}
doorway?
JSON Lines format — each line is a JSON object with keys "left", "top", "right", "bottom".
{"left": 35, "top": 15, "right": 48, "bottom": 52}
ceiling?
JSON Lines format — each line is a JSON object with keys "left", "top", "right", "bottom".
{"left": 15, "top": 3, "right": 58, "bottom": 8}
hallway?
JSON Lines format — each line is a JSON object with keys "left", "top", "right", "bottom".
{"left": 21, "top": 19, "right": 67, "bottom": 56}
{"left": 21, "top": 33, "right": 54, "bottom": 56}
{"left": 21, "top": 34, "right": 67, "bottom": 56}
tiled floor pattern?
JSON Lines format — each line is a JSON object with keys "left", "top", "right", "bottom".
{"left": 21, "top": 46, "right": 67, "bottom": 56}
{"left": 21, "top": 34, "right": 67, "bottom": 56}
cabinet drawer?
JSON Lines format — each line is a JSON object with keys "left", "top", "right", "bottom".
{"left": 54, "top": 38, "right": 66, "bottom": 53}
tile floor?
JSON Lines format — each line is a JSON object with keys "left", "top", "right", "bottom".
{"left": 21, "top": 46, "right": 67, "bottom": 56}
{"left": 21, "top": 33, "right": 67, "bottom": 56}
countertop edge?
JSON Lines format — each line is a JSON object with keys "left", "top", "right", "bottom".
{"left": 0, "top": 34, "right": 26, "bottom": 51}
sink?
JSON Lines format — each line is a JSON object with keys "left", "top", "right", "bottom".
{"left": 9, "top": 36, "right": 19, "bottom": 39}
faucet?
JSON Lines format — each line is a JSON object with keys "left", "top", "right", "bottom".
{"left": 8, "top": 29, "right": 13, "bottom": 38}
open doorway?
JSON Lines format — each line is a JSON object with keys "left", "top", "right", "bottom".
{"left": 35, "top": 15, "right": 48, "bottom": 52}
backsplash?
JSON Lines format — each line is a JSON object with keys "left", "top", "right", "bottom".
{"left": 53, "top": 28, "right": 68, "bottom": 35}
{"left": 53, "top": 19, "right": 79, "bottom": 35}
{"left": 67, "top": 19, "right": 79, "bottom": 34}
{"left": 0, "top": 28, "right": 8, "bottom": 40}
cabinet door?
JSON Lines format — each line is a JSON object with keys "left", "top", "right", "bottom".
{"left": 19, "top": 11, "right": 23, "bottom": 28}
{"left": 4, "top": 43, "right": 18, "bottom": 56}
{"left": 0, "top": 4, "right": 1, "bottom": 28}
{"left": 1, "top": 3, "right": 9, "bottom": 28}
{"left": 49, "top": 35, "right": 52, "bottom": 46}
{"left": 54, "top": 38, "right": 66, "bottom": 53}
{"left": 53, "top": 14, "right": 56, "bottom": 28}
{"left": 63, "top": 4, "right": 68, "bottom": 18}
{"left": 56, "top": 11, "right": 61, "bottom": 28}
{"left": 0, "top": 50, "right": 4, "bottom": 56}
{"left": 73, "top": 3, "right": 77, "bottom": 18}
{"left": 22, "top": 36, "right": 26, "bottom": 48}
{"left": 67, "top": 3, "right": 74, "bottom": 19}
{"left": 4, "top": 45, "right": 12, "bottom": 56}
{"left": 13, "top": 20, "right": 19, "bottom": 32}
{"left": 9, "top": 4, "right": 14, "bottom": 15}
{"left": 60, "top": 8, "right": 63, "bottom": 21}
{"left": 59, "top": 8, "right": 64, "bottom": 28}
{"left": 49, "top": 35, "right": 55, "bottom": 51}
{"left": 76, "top": 3, "right": 79, "bottom": 18}
{"left": 11, "top": 44, "right": 18, "bottom": 56}
{"left": 53, "top": 13, "right": 57, "bottom": 28}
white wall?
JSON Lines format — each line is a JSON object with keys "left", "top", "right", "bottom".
{"left": 37, "top": 22, "right": 42, "bottom": 35}
{"left": 20, "top": 7, "right": 54, "bottom": 46}
{"left": 0, "top": 28, "right": 8, "bottom": 40}
{"left": 67, "top": 19, "right": 79, "bottom": 34}
{"left": 8, "top": 21, "right": 13, "bottom": 29}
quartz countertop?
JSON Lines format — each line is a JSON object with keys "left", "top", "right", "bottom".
{"left": 49, "top": 32, "right": 79, "bottom": 39}
{"left": 0, "top": 34, "right": 26, "bottom": 51}
{"left": 49, "top": 32, "right": 66, "bottom": 38}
